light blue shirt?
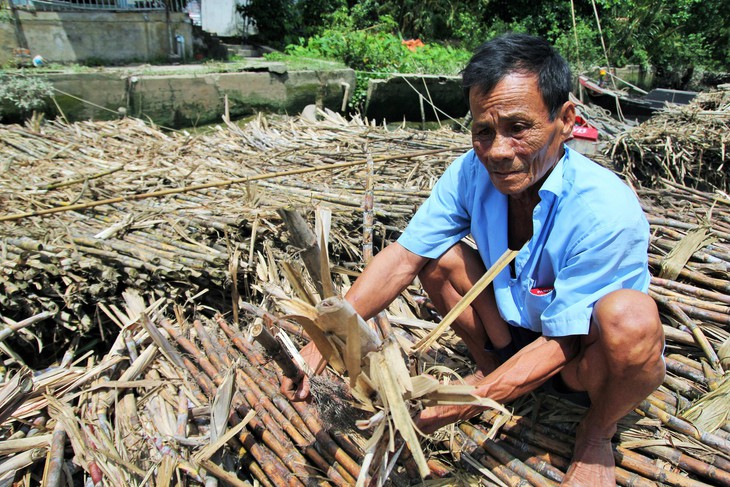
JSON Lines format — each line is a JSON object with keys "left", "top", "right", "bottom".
{"left": 398, "top": 146, "right": 650, "bottom": 337}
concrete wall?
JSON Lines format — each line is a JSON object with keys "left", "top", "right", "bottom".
{"left": 1, "top": 10, "right": 192, "bottom": 65}
{"left": 0, "top": 19, "right": 16, "bottom": 67}
{"left": 37, "top": 66, "right": 356, "bottom": 128}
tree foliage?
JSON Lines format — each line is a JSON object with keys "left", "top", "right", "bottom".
{"left": 240, "top": 0, "right": 728, "bottom": 87}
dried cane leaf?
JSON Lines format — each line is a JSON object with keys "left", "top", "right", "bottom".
{"left": 381, "top": 339, "right": 412, "bottom": 395}
{"left": 659, "top": 225, "right": 717, "bottom": 280}
{"left": 371, "top": 352, "right": 429, "bottom": 478}
{"left": 316, "top": 207, "right": 336, "bottom": 298}
{"left": 211, "top": 364, "right": 236, "bottom": 440}
{"left": 286, "top": 314, "right": 346, "bottom": 373}
{"left": 345, "top": 310, "right": 362, "bottom": 386}
{"left": 405, "top": 374, "right": 440, "bottom": 399}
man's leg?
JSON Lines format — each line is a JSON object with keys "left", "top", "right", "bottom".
{"left": 559, "top": 289, "right": 665, "bottom": 486}
{"left": 418, "top": 242, "right": 513, "bottom": 375}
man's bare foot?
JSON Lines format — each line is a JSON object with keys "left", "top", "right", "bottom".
{"left": 562, "top": 425, "right": 616, "bottom": 486}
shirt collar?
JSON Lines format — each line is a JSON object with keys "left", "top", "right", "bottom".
{"left": 538, "top": 145, "right": 569, "bottom": 199}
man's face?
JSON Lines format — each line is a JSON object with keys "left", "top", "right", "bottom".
{"left": 470, "top": 72, "right": 575, "bottom": 199}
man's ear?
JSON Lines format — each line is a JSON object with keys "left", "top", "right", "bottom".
{"left": 559, "top": 101, "right": 576, "bottom": 139}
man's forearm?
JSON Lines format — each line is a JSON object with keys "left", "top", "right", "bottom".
{"left": 417, "top": 335, "right": 579, "bottom": 432}
{"left": 345, "top": 242, "right": 429, "bottom": 320}
{"left": 474, "top": 335, "right": 579, "bottom": 402}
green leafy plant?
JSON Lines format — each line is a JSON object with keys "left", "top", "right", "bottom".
{"left": 0, "top": 74, "right": 55, "bottom": 119}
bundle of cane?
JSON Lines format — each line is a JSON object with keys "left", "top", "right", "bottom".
{"left": 271, "top": 207, "right": 508, "bottom": 485}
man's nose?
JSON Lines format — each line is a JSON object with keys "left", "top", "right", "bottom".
{"left": 485, "top": 134, "right": 515, "bottom": 161}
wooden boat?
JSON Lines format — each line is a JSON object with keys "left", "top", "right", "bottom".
{"left": 578, "top": 74, "right": 697, "bottom": 121}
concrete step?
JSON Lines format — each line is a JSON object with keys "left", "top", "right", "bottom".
{"left": 222, "top": 43, "right": 261, "bottom": 58}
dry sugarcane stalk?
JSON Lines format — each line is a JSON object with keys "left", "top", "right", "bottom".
{"left": 495, "top": 429, "right": 657, "bottom": 487}
{"left": 615, "top": 446, "right": 716, "bottom": 487}
{"left": 211, "top": 318, "right": 364, "bottom": 483}
{"left": 639, "top": 445, "right": 730, "bottom": 487}
{"left": 0, "top": 146, "right": 468, "bottom": 222}
{"left": 636, "top": 400, "right": 730, "bottom": 452}
{"left": 164, "top": 330, "right": 289, "bottom": 487}
{"left": 250, "top": 321, "right": 303, "bottom": 383}
{"left": 362, "top": 149, "right": 393, "bottom": 341}
{"left": 40, "top": 421, "right": 66, "bottom": 487}
{"left": 165, "top": 320, "right": 317, "bottom": 486}
{"left": 653, "top": 294, "right": 722, "bottom": 370}
{"left": 460, "top": 422, "right": 559, "bottom": 487}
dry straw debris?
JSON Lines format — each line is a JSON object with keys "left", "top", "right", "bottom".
{"left": 0, "top": 108, "right": 728, "bottom": 486}
{"left": 610, "top": 89, "right": 730, "bottom": 192}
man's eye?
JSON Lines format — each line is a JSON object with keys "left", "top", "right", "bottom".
{"left": 511, "top": 124, "right": 527, "bottom": 134}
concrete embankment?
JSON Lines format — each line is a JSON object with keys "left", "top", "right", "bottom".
{"left": 1, "top": 61, "right": 475, "bottom": 127}
{"left": 39, "top": 63, "right": 356, "bottom": 128}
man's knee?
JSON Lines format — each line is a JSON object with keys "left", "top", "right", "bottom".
{"left": 418, "top": 242, "right": 482, "bottom": 288}
{"left": 593, "top": 289, "right": 664, "bottom": 364}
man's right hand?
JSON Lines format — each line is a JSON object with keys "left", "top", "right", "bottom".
{"left": 281, "top": 373, "right": 311, "bottom": 401}
{"left": 280, "top": 340, "right": 325, "bottom": 401}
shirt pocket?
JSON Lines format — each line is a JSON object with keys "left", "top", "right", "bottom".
{"left": 524, "top": 278, "right": 555, "bottom": 328}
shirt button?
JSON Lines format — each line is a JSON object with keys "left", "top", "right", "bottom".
{"left": 508, "top": 280, "right": 515, "bottom": 287}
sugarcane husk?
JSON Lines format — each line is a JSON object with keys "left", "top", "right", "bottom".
{"left": 0, "top": 366, "right": 33, "bottom": 424}
{"left": 316, "top": 296, "right": 382, "bottom": 353}
{"left": 278, "top": 208, "right": 326, "bottom": 298}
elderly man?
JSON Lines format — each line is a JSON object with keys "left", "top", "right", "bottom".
{"left": 284, "top": 33, "right": 665, "bottom": 485}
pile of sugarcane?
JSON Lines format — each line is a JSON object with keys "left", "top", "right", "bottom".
{"left": 609, "top": 88, "right": 730, "bottom": 192}
{"left": 1, "top": 111, "right": 729, "bottom": 486}
{"left": 0, "top": 113, "right": 467, "bottom": 362}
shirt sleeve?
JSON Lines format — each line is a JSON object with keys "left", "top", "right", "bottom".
{"left": 397, "top": 153, "right": 473, "bottom": 259}
{"left": 539, "top": 214, "right": 651, "bottom": 337}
